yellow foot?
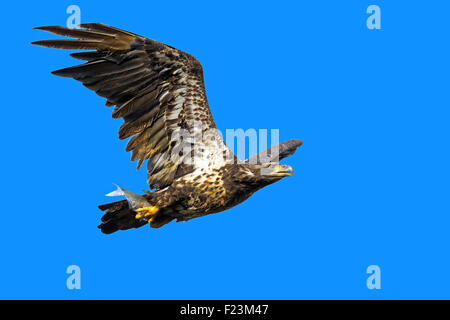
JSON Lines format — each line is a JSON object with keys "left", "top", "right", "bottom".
{"left": 135, "top": 206, "right": 159, "bottom": 223}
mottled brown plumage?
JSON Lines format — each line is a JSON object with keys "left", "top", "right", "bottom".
{"left": 33, "top": 23, "right": 302, "bottom": 233}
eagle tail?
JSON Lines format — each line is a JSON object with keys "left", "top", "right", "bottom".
{"left": 98, "top": 199, "right": 175, "bottom": 234}
{"left": 97, "top": 200, "right": 145, "bottom": 234}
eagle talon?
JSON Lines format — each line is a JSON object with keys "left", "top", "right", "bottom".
{"left": 135, "top": 206, "right": 159, "bottom": 220}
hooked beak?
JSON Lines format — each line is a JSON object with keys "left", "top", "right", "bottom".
{"left": 272, "top": 164, "right": 293, "bottom": 177}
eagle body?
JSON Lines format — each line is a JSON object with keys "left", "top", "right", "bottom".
{"left": 33, "top": 23, "right": 302, "bottom": 233}
{"left": 168, "top": 164, "right": 260, "bottom": 219}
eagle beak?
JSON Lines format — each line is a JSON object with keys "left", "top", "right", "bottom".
{"left": 273, "top": 164, "right": 293, "bottom": 177}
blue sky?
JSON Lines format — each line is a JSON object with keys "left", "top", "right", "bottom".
{"left": 0, "top": 1, "right": 449, "bottom": 299}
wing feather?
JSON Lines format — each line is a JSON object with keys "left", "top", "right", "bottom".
{"left": 245, "top": 139, "right": 303, "bottom": 164}
{"left": 33, "top": 23, "right": 232, "bottom": 189}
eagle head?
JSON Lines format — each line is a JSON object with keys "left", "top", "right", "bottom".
{"left": 235, "top": 162, "right": 293, "bottom": 190}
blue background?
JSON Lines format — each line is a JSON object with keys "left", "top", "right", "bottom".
{"left": 0, "top": 0, "right": 449, "bottom": 299}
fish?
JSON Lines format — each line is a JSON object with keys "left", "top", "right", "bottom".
{"left": 106, "top": 184, "right": 151, "bottom": 211}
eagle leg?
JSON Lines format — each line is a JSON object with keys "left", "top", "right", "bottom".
{"left": 135, "top": 206, "right": 160, "bottom": 222}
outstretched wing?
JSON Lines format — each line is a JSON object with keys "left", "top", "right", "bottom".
{"left": 245, "top": 139, "right": 303, "bottom": 164}
{"left": 33, "top": 23, "right": 232, "bottom": 189}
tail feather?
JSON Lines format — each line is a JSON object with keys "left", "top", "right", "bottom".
{"left": 97, "top": 198, "right": 175, "bottom": 233}
{"left": 98, "top": 200, "right": 146, "bottom": 234}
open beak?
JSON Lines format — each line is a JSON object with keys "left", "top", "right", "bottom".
{"left": 273, "top": 164, "right": 293, "bottom": 177}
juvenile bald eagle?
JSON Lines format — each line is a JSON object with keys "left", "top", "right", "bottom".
{"left": 32, "top": 23, "right": 302, "bottom": 233}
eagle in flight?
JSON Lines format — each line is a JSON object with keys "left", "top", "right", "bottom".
{"left": 32, "top": 23, "right": 302, "bottom": 233}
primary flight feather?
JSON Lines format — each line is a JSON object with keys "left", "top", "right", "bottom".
{"left": 32, "top": 23, "right": 302, "bottom": 233}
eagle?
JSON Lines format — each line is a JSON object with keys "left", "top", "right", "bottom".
{"left": 32, "top": 23, "right": 302, "bottom": 233}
